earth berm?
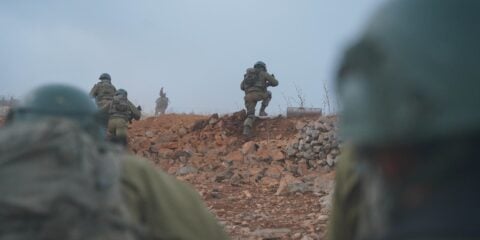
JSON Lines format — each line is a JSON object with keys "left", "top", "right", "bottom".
{"left": 129, "top": 111, "right": 339, "bottom": 240}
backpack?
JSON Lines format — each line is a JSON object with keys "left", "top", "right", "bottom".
{"left": 243, "top": 68, "right": 260, "bottom": 90}
{"left": 97, "top": 81, "right": 116, "bottom": 101}
{"left": 111, "top": 94, "right": 129, "bottom": 113}
{"left": 0, "top": 119, "right": 142, "bottom": 240}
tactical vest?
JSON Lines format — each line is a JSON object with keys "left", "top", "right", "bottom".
{"left": 96, "top": 81, "right": 116, "bottom": 102}
{"left": 243, "top": 68, "right": 267, "bottom": 92}
{"left": 0, "top": 119, "right": 143, "bottom": 240}
{"left": 109, "top": 94, "right": 131, "bottom": 120}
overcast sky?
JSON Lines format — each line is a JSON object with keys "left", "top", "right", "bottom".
{"left": 0, "top": 0, "right": 386, "bottom": 114}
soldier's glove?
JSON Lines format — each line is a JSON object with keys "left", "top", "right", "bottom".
{"left": 137, "top": 105, "right": 142, "bottom": 111}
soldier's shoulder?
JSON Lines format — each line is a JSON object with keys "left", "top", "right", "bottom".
{"left": 121, "top": 154, "right": 202, "bottom": 200}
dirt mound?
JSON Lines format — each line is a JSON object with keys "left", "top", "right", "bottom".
{"left": 128, "top": 112, "right": 337, "bottom": 239}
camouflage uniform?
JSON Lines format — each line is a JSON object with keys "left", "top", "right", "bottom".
{"left": 241, "top": 62, "right": 278, "bottom": 135}
{"left": 90, "top": 73, "right": 116, "bottom": 108}
{"left": 4, "top": 84, "right": 229, "bottom": 240}
{"left": 121, "top": 155, "right": 228, "bottom": 239}
{"left": 107, "top": 90, "right": 141, "bottom": 145}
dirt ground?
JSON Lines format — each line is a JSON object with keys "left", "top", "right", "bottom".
{"left": 129, "top": 112, "right": 335, "bottom": 240}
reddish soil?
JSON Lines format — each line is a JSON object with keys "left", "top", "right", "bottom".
{"left": 129, "top": 112, "right": 333, "bottom": 240}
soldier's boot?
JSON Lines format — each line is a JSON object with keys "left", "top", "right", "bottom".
{"left": 243, "top": 117, "right": 254, "bottom": 136}
{"left": 243, "top": 125, "right": 252, "bottom": 136}
{"left": 111, "top": 135, "right": 128, "bottom": 147}
{"left": 259, "top": 105, "right": 268, "bottom": 117}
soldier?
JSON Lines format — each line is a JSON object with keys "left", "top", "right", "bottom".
{"left": 240, "top": 61, "right": 278, "bottom": 136}
{"left": 2, "top": 84, "right": 229, "bottom": 240}
{"left": 90, "top": 73, "right": 117, "bottom": 108}
{"left": 329, "top": 0, "right": 480, "bottom": 239}
{"left": 106, "top": 89, "right": 141, "bottom": 146}
{"left": 155, "top": 87, "right": 169, "bottom": 116}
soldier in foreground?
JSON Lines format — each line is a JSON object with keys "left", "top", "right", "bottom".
{"left": 155, "top": 87, "right": 169, "bottom": 116}
{"left": 329, "top": 0, "right": 480, "bottom": 239}
{"left": 240, "top": 61, "right": 278, "bottom": 136}
{"left": 106, "top": 89, "right": 141, "bottom": 146}
{"left": 90, "top": 73, "right": 117, "bottom": 108}
{"left": 1, "top": 84, "right": 229, "bottom": 240}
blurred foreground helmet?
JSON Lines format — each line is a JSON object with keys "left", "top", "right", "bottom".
{"left": 336, "top": 0, "right": 480, "bottom": 147}
{"left": 7, "top": 84, "right": 105, "bottom": 139}
{"left": 254, "top": 61, "right": 267, "bottom": 70}
{"left": 99, "top": 73, "right": 111, "bottom": 81}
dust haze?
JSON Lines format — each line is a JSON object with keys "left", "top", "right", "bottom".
{"left": 0, "top": 0, "right": 386, "bottom": 114}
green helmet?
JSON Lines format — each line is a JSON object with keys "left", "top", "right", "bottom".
{"left": 254, "top": 61, "right": 267, "bottom": 70}
{"left": 7, "top": 84, "right": 105, "bottom": 139}
{"left": 116, "top": 89, "right": 127, "bottom": 97}
{"left": 99, "top": 73, "right": 111, "bottom": 81}
{"left": 337, "top": 0, "right": 480, "bottom": 147}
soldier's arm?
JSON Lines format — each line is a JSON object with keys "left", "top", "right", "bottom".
{"left": 264, "top": 72, "right": 279, "bottom": 87}
{"left": 128, "top": 101, "right": 141, "bottom": 120}
{"left": 89, "top": 84, "right": 98, "bottom": 97}
{"left": 121, "top": 156, "right": 229, "bottom": 240}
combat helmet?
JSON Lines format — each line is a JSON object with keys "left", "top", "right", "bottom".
{"left": 115, "top": 89, "right": 127, "bottom": 97}
{"left": 99, "top": 73, "right": 111, "bottom": 81}
{"left": 336, "top": 0, "right": 480, "bottom": 147}
{"left": 7, "top": 84, "right": 105, "bottom": 139}
{"left": 254, "top": 61, "right": 267, "bottom": 71}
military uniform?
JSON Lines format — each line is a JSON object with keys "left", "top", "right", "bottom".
{"left": 328, "top": 148, "right": 361, "bottom": 240}
{"left": 121, "top": 156, "right": 228, "bottom": 239}
{"left": 90, "top": 73, "right": 116, "bottom": 108}
{"left": 4, "top": 84, "right": 229, "bottom": 240}
{"left": 241, "top": 62, "right": 278, "bottom": 135}
{"left": 107, "top": 90, "right": 141, "bottom": 145}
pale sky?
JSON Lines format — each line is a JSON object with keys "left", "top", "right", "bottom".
{"left": 0, "top": 0, "right": 387, "bottom": 115}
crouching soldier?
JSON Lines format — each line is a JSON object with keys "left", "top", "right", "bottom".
{"left": 241, "top": 61, "right": 278, "bottom": 136}
{"left": 107, "top": 89, "right": 141, "bottom": 146}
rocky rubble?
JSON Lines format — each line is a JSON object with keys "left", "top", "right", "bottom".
{"left": 285, "top": 116, "right": 340, "bottom": 170}
{"left": 128, "top": 113, "right": 338, "bottom": 239}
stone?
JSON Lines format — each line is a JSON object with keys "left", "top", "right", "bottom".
{"left": 301, "top": 235, "right": 314, "bottom": 240}
{"left": 178, "top": 127, "right": 188, "bottom": 136}
{"left": 326, "top": 154, "right": 335, "bottom": 167}
{"left": 252, "top": 228, "right": 291, "bottom": 239}
{"left": 286, "top": 146, "right": 297, "bottom": 158}
{"left": 214, "top": 169, "right": 234, "bottom": 182}
{"left": 303, "top": 151, "right": 314, "bottom": 160}
{"left": 265, "top": 165, "right": 283, "bottom": 179}
{"left": 255, "top": 148, "right": 272, "bottom": 162}
{"left": 296, "top": 121, "right": 306, "bottom": 130}
{"left": 297, "top": 159, "right": 309, "bottom": 176}
{"left": 241, "top": 141, "right": 258, "bottom": 155}
{"left": 224, "top": 150, "right": 244, "bottom": 162}
{"left": 313, "top": 175, "right": 335, "bottom": 194}
{"left": 276, "top": 174, "right": 305, "bottom": 195}
{"left": 261, "top": 176, "right": 280, "bottom": 187}
{"left": 271, "top": 149, "right": 285, "bottom": 161}
{"left": 145, "top": 130, "right": 155, "bottom": 138}
{"left": 175, "top": 165, "right": 198, "bottom": 176}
